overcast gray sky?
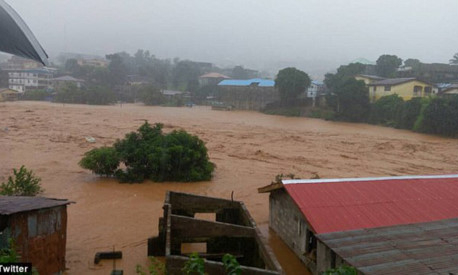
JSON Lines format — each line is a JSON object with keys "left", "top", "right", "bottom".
{"left": 9, "top": 0, "right": 458, "bottom": 76}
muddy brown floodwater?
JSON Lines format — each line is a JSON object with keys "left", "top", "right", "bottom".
{"left": 2, "top": 101, "right": 458, "bottom": 274}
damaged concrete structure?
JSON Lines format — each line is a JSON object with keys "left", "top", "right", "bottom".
{"left": 149, "top": 191, "right": 282, "bottom": 275}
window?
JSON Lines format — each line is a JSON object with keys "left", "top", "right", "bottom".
{"left": 425, "top": 86, "right": 432, "bottom": 95}
{"left": 306, "top": 228, "right": 317, "bottom": 254}
{"left": 331, "top": 250, "right": 337, "bottom": 268}
{"left": 373, "top": 86, "right": 377, "bottom": 92}
{"left": 384, "top": 85, "right": 391, "bottom": 91}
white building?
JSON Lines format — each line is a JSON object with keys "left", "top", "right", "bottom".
{"left": 307, "top": 80, "right": 324, "bottom": 98}
{"left": 8, "top": 68, "right": 53, "bottom": 93}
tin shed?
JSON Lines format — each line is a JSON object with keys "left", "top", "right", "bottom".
{"left": 0, "top": 196, "right": 73, "bottom": 274}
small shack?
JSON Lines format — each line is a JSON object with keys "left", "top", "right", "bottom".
{"left": 0, "top": 88, "right": 19, "bottom": 102}
{"left": 259, "top": 174, "right": 458, "bottom": 274}
{"left": 149, "top": 191, "right": 283, "bottom": 274}
{"left": 0, "top": 196, "right": 73, "bottom": 274}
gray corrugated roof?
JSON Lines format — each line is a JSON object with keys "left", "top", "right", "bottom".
{"left": 356, "top": 74, "right": 385, "bottom": 80}
{"left": 442, "top": 84, "right": 458, "bottom": 93}
{"left": 369, "top": 78, "right": 417, "bottom": 86}
{"left": 317, "top": 217, "right": 458, "bottom": 274}
{"left": 0, "top": 196, "right": 73, "bottom": 215}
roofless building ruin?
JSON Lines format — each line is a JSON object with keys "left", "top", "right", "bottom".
{"left": 148, "top": 191, "right": 283, "bottom": 275}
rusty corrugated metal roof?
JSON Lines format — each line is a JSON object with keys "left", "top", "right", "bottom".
{"left": 0, "top": 196, "right": 73, "bottom": 215}
{"left": 283, "top": 175, "right": 458, "bottom": 234}
{"left": 317, "top": 217, "right": 458, "bottom": 274}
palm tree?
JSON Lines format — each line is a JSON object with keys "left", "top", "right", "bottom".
{"left": 450, "top": 53, "right": 458, "bottom": 65}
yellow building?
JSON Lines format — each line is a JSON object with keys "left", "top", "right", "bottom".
{"left": 354, "top": 74, "right": 385, "bottom": 85}
{"left": 368, "top": 78, "right": 433, "bottom": 101}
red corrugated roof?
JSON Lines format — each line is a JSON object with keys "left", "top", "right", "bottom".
{"left": 283, "top": 175, "right": 458, "bottom": 234}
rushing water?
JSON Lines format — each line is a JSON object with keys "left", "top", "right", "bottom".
{"left": 2, "top": 101, "right": 458, "bottom": 274}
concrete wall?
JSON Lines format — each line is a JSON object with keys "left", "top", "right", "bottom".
{"left": 269, "top": 189, "right": 315, "bottom": 273}
{"left": 316, "top": 241, "right": 347, "bottom": 274}
{"left": 7, "top": 206, "right": 68, "bottom": 274}
{"left": 218, "top": 86, "right": 279, "bottom": 111}
{"left": 269, "top": 189, "right": 351, "bottom": 274}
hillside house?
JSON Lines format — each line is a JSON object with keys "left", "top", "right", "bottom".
{"left": 397, "top": 63, "right": 458, "bottom": 83}
{"left": 52, "top": 75, "right": 85, "bottom": 89}
{"left": 76, "top": 58, "right": 108, "bottom": 68}
{"left": 306, "top": 80, "right": 325, "bottom": 98}
{"left": 0, "top": 88, "right": 19, "bottom": 101}
{"left": 259, "top": 174, "right": 458, "bottom": 274}
{"left": 199, "top": 72, "right": 230, "bottom": 87}
{"left": 0, "top": 196, "right": 73, "bottom": 274}
{"left": 439, "top": 83, "right": 458, "bottom": 97}
{"left": 217, "top": 78, "right": 278, "bottom": 110}
{"left": 0, "top": 56, "right": 41, "bottom": 71}
{"left": 367, "top": 78, "right": 434, "bottom": 101}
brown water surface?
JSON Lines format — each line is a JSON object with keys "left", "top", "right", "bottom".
{"left": 2, "top": 101, "right": 458, "bottom": 274}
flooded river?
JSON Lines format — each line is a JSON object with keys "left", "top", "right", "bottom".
{"left": 2, "top": 101, "right": 458, "bottom": 274}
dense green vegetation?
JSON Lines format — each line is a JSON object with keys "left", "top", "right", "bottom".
{"left": 54, "top": 83, "right": 117, "bottom": 105}
{"left": 80, "top": 122, "right": 214, "bottom": 183}
{"left": 21, "top": 89, "right": 51, "bottom": 101}
{"left": 0, "top": 166, "right": 44, "bottom": 196}
{"left": 135, "top": 254, "right": 241, "bottom": 275}
{"left": 0, "top": 239, "right": 18, "bottom": 263}
{"left": 275, "top": 67, "right": 311, "bottom": 104}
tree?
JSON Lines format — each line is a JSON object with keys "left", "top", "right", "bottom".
{"left": 172, "top": 60, "right": 202, "bottom": 91}
{"left": 404, "top": 58, "right": 421, "bottom": 68}
{"left": 324, "top": 63, "right": 366, "bottom": 92}
{"left": 333, "top": 78, "right": 370, "bottom": 122}
{"left": 369, "top": 94, "right": 404, "bottom": 126}
{"left": 86, "top": 85, "right": 117, "bottom": 105}
{"left": 417, "top": 96, "right": 458, "bottom": 136}
{"left": 80, "top": 122, "right": 215, "bottom": 183}
{"left": 376, "top": 55, "right": 402, "bottom": 77}
{"left": 79, "top": 147, "right": 120, "bottom": 177}
{"left": 275, "top": 67, "right": 311, "bottom": 104}
{"left": 106, "top": 53, "right": 128, "bottom": 86}
{"left": 396, "top": 97, "right": 423, "bottom": 130}
{"left": 450, "top": 53, "right": 458, "bottom": 65}
{"left": 0, "top": 166, "right": 44, "bottom": 196}
{"left": 138, "top": 85, "right": 165, "bottom": 106}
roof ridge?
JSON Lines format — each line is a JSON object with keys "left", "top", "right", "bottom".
{"left": 283, "top": 174, "right": 458, "bottom": 185}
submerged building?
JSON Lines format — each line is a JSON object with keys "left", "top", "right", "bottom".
{"left": 149, "top": 191, "right": 282, "bottom": 275}
{"left": 259, "top": 174, "right": 458, "bottom": 274}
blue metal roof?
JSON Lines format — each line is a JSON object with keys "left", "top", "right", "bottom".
{"left": 311, "top": 80, "right": 324, "bottom": 86}
{"left": 218, "top": 78, "right": 275, "bottom": 87}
